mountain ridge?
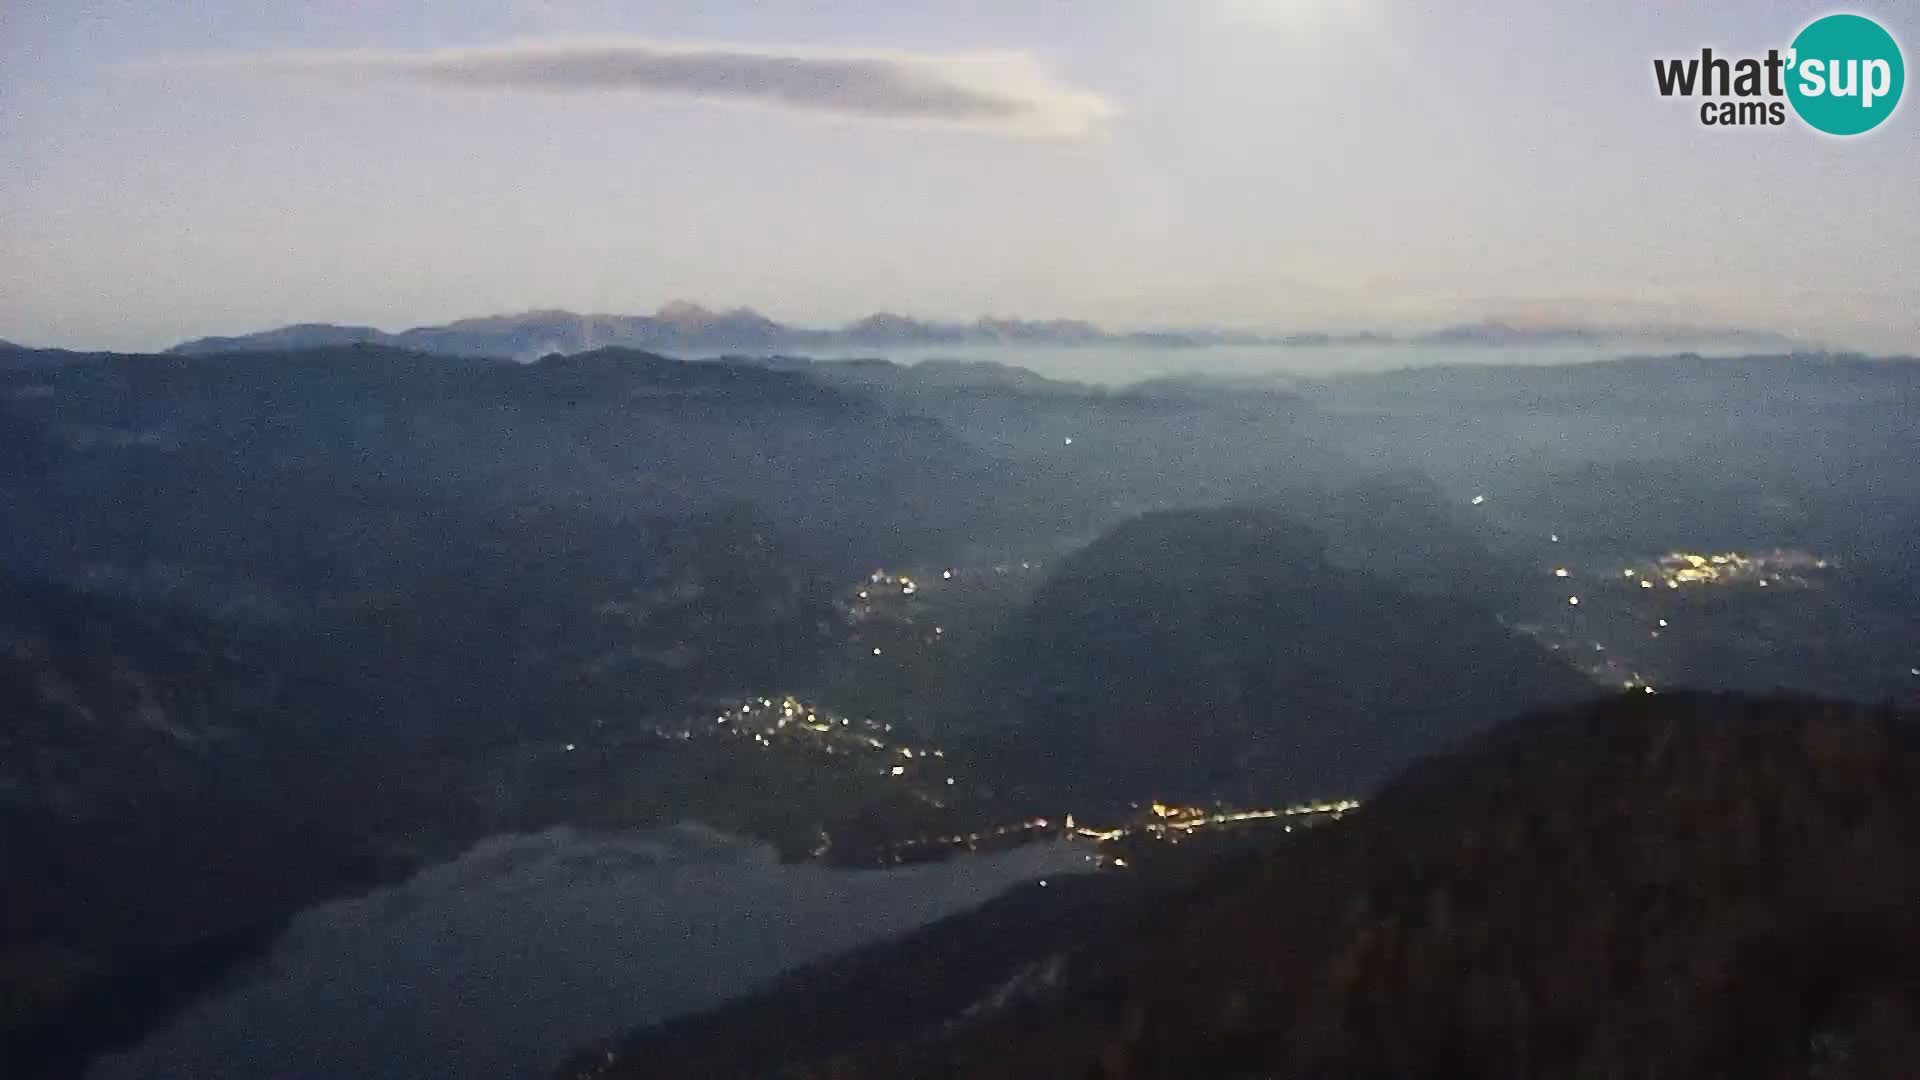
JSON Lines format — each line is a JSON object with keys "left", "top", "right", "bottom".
{"left": 160, "top": 307, "right": 1796, "bottom": 361}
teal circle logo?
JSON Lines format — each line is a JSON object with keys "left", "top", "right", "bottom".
{"left": 1786, "top": 14, "right": 1905, "bottom": 135}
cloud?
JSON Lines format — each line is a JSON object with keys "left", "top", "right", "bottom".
{"left": 159, "top": 37, "right": 1114, "bottom": 137}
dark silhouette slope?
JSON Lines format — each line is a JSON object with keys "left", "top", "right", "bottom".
{"left": 570, "top": 691, "right": 1920, "bottom": 1080}
{"left": 956, "top": 506, "right": 1591, "bottom": 805}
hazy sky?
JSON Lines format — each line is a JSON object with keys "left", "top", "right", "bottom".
{"left": 3, "top": 0, "right": 1915, "bottom": 352}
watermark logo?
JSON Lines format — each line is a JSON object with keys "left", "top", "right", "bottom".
{"left": 1788, "top": 14, "right": 1904, "bottom": 134}
{"left": 1654, "top": 13, "right": 1904, "bottom": 134}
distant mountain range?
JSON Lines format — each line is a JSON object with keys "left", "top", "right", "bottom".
{"left": 161, "top": 305, "right": 1794, "bottom": 361}
{"left": 166, "top": 305, "right": 1275, "bottom": 360}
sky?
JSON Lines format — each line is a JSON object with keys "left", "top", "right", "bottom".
{"left": 2, "top": 0, "right": 1916, "bottom": 353}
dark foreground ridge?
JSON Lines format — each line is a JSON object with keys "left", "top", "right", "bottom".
{"left": 564, "top": 691, "right": 1920, "bottom": 1080}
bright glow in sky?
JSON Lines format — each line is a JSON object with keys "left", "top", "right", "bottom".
{"left": 2, "top": 0, "right": 1915, "bottom": 352}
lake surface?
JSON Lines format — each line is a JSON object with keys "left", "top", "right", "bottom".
{"left": 90, "top": 825, "right": 1094, "bottom": 1080}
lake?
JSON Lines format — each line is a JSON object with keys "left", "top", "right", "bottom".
{"left": 89, "top": 825, "right": 1095, "bottom": 1080}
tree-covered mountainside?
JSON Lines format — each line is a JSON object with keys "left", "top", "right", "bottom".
{"left": 0, "top": 580, "right": 383, "bottom": 1071}
{"left": 569, "top": 691, "right": 1920, "bottom": 1080}
{"left": 952, "top": 506, "right": 1592, "bottom": 805}
{"left": 0, "top": 345, "right": 1092, "bottom": 583}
